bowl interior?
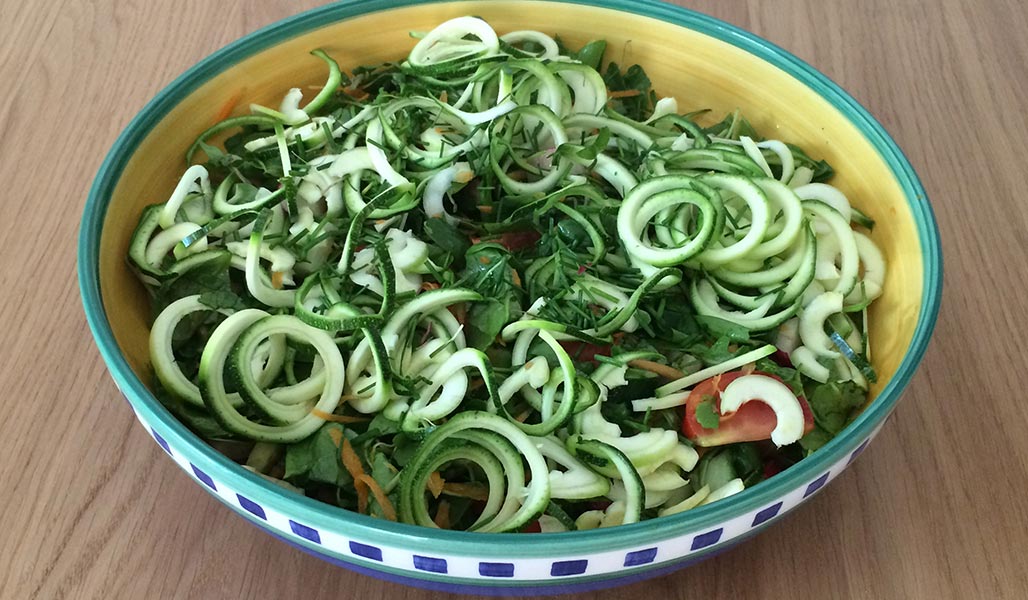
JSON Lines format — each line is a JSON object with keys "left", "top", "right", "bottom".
{"left": 89, "top": 0, "right": 934, "bottom": 551}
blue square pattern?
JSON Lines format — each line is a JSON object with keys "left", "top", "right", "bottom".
{"left": 289, "top": 520, "right": 321, "bottom": 544}
{"left": 190, "top": 464, "right": 216, "bottom": 491}
{"left": 550, "top": 559, "right": 588, "bottom": 577}
{"left": 804, "top": 472, "right": 832, "bottom": 498}
{"left": 479, "top": 562, "right": 515, "bottom": 578}
{"left": 751, "top": 502, "right": 784, "bottom": 527}
{"left": 236, "top": 494, "right": 266, "bottom": 520}
{"left": 690, "top": 528, "right": 724, "bottom": 551}
{"left": 151, "top": 429, "right": 172, "bottom": 455}
{"left": 413, "top": 555, "right": 448, "bottom": 574}
{"left": 349, "top": 541, "right": 383, "bottom": 562}
{"left": 848, "top": 439, "right": 870, "bottom": 465}
{"left": 623, "top": 547, "right": 658, "bottom": 567}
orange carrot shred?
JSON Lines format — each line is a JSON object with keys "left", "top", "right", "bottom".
{"left": 357, "top": 474, "right": 397, "bottom": 521}
{"left": 214, "top": 89, "right": 244, "bottom": 123}
{"left": 341, "top": 437, "right": 369, "bottom": 514}
{"left": 427, "top": 472, "right": 445, "bottom": 499}
{"left": 312, "top": 409, "right": 369, "bottom": 424}
{"left": 439, "top": 90, "right": 448, "bottom": 103}
{"left": 427, "top": 472, "right": 445, "bottom": 498}
{"left": 270, "top": 271, "right": 284, "bottom": 289}
{"left": 607, "top": 89, "right": 642, "bottom": 99}
{"left": 442, "top": 482, "right": 490, "bottom": 501}
{"left": 344, "top": 87, "right": 369, "bottom": 101}
{"left": 327, "top": 427, "right": 344, "bottom": 447}
{"left": 628, "top": 359, "right": 684, "bottom": 380}
{"left": 434, "top": 500, "right": 451, "bottom": 529}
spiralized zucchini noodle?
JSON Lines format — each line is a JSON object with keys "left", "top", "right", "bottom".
{"left": 130, "top": 17, "right": 885, "bottom": 532}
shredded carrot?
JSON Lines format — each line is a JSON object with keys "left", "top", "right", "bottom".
{"left": 427, "top": 471, "right": 445, "bottom": 498}
{"left": 607, "top": 89, "right": 642, "bottom": 99}
{"left": 213, "top": 89, "right": 244, "bottom": 123}
{"left": 511, "top": 268, "right": 522, "bottom": 288}
{"left": 434, "top": 500, "right": 451, "bottom": 529}
{"left": 628, "top": 359, "right": 684, "bottom": 380}
{"left": 344, "top": 87, "right": 369, "bottom": 101}
{"left": 311, "top": 409, "right": 369, "bottom": 424}
{"left": 327, "top": 427, "right": 344, "bottom": 447}
{"left": 341, "top": 437, "right": 370, "bottom": 514}
{"left": 442, "top": 482, "right": 490, "bottom": 501}
{"left": 439, "top": 90, "right": 448, "bottom": 103}
{"left": 477, "top": 205, "right": 494, "bottom": 214}
{"left": 454, "top": 170, "right": 474, "bottom": 184}
{"left": 515, "top": 409, "right": 532, "bottom": 423}
{"left": 479, "top": 255, "right": 492, "bottom": 264}
{"left": 357, "top": 474, "right": 397, "bottom": 521}
{"left": 421, "top": 281, "right": 441, "bottom": 291}
{"left": 270, "top": 271, "right": 284, "bottom": 289}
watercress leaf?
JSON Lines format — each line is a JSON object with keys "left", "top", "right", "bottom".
{"left": 799, "top": 426, "right": 833, "bottom": 454}
{"left": 199, "top": 289, "right": 247, "bottom": 311}
{"left": 391, "top": 433, "right": 421, "bottom": 467}
{"left": 729, "top": 443, "right": 763, "bottom": 484}
{"left": 284, "top": 423, "right": 353, "bottom": 487}
{"left": 366, "top": 412, "right": 401, "bottom": 436}
{"left": 154, "top": 379, "right": 235, "bottom": 440}
{"left": 602, "top": 62, "right": 653, "bottom": 121}
{"left": 153, "top": 252, "right": 241, "bottom": 316}
{"left": 573, "top": 39, "right": 607, "bottom": 70}
{"left": 423, "top": 217, "right": 470, "bottom": 258}
{"left": 466, "top": 298, "right": 510, "bottom": 350}
{"left": 694, "top": 315, "right": 751, "bottom": 342}
{"left": 696, "top": 448, "right": 736, "bottom": 490}
{"left": 805, "top": 381, "right": 866, "bottom": 435}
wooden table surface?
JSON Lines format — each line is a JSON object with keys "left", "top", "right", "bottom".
{"left": 2, "top": 0, "right": 1027, "bottom": 598}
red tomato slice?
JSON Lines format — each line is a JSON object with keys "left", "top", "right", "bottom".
{"left": 558, "top": 340, "right": 612, "bottom": 363}
{"left": 521, "top": 520, "right": 542, "bottom": 533}
{"left": 682, "top": 371, "right": 814, "bottom": 447}
{"left": 494, "top": 230, "right": 542, "bottom": 252}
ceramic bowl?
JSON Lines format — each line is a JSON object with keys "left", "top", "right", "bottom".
{"left": 79, "top": 0, "right": 942, "bottom": 594}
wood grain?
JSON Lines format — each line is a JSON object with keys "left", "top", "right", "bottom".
{"left": 1, "top": 0, "right": 1026, "bottom": 598}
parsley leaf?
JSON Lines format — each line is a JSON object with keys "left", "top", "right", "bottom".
{"left": 695, "top": 397, "right": 721, "bottom": 429}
